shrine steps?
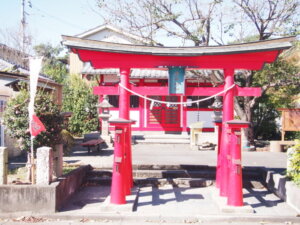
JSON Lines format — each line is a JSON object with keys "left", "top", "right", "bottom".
{"left": 84, "top": 166, "right": 263, "bottom": 188}
{"left": 133, "top": 134, "right": 190, "bottom": 145}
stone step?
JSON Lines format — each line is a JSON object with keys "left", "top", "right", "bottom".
{"left": 135, "top": 139, "right": 190, "bottom": 144}
{"left": 85, "top": 177, "right": 214, "bottom": 187}
{"left": 87, "top": 167, "right": 261, "bottom": 180}
{"left": 143, "top": 134, "right": 190, "bottom": 140}
{"left": 133, "top": 134, "right": 191, "bottom": 145}
{"left": 133, "top": 169, "right": 216, "bottom": 179}
{"left": 134, "top": 177, "right": 213, "bottom": 187}
{"left": 87, "top": 168, "right": 216, "bottom": 179}
{"left": 85, "top": 176, "right": 264, "bottom": 189}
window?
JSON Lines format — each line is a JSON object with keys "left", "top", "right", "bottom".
{"left": 108, "top": 95, "right": 140, "bottom": 108}
{"left": 186, "top": 96, "right": 214, "bottom": 109}
{"left": 108, "top": 95, "right": 119, "bottom": 108}
{"left": 130, "top": 96, "right": 139, "bottom": 108}
{"left": 0, "top": 100, "right": 6, "bottom": 113}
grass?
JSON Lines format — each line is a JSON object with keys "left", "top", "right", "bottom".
{"left": 63, "top": 165, "right": 79, "bottom": 175}
{"left": 7, "top": 166, "right": 28, "bottom": 184}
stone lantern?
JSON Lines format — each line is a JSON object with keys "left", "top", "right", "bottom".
{"left": 97, "top": 95, "right": 113, "bottom": 146}
{"left": 210, "top": 96, "right": 223, "bottom": 120}
{"left": 210, "top": 96, "right": 223, "bottom": 152}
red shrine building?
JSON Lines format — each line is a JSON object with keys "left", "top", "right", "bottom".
{"left": 69, "top": 25, "right": 225, "bottom": 136}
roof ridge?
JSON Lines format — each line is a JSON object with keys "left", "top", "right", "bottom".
{"left": 74, "top": 23, "right": 149, "bottom": 44}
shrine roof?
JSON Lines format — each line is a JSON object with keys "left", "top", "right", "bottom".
{"left": 62, "top": 35, "right": 294, "bottom": 56}
{"left": 81, "top": 62, "right": 222, "bottom": 82}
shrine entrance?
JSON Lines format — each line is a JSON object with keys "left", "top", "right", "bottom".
{"left": 63, "top": 35, "right": 294, "bottom": 207}
{"left": 147, "top": 96, "right": 180, "bottom": 129}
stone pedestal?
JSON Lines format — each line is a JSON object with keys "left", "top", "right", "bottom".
{"left": 53, "top": 144, "right": 63, "bottom": 178}
{"left": 100, "top": 114, "right": 112, "bottom": 147}
{"left": 36, "top": 147, "right": 53, "bottom": 185}
{"left": 0, "top": 147, "right": 8, "bottom": 185}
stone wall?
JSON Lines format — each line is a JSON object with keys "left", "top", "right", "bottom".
{"left": 262, "top": 169, "right": 300, "bottom": 213}
{"left": 55, "top": 165, "right": 92, "bottom": 211}
{"left": 0, "top": 184, "right": 57, "bottom": 213}
{"left": 0, "top": 165, "right": 92, "bottom": 213}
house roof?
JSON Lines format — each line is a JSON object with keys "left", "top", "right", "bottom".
{"left": 0, "top": 43, "right": 57, "bottom": 85}
{"left": 0, "top": 44, "right": 29, "bottom": 71}
{"left": 75, "top": 24, "right": 149, "bottom": 44}
{"left": 0, "top": 58, "right": 31, "bottom": 75}
{"left": 0, "top": 71, "right": 61, "bottom": 87}
{"left": 5, "top": 79, "right": 55, "bottom": 91}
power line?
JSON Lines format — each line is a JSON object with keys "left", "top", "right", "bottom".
{"left": 29, "top": 3, "right": 86, "bottom": 30}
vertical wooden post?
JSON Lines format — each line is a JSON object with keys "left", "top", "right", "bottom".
{"left": 214, "top": 121, "right": 222, "bottom": 189}
{"left": 219, "top": 69, "right": 235, "bottom": 197}
{"left": 0, "top": 147, "right": 8, "bottom": 185}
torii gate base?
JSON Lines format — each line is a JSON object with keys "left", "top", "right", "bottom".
{"left": 109, "top": 119, "right": 133, "bottom": 204}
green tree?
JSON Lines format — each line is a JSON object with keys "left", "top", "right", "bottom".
{"left": 287, "top": 140, "right": 300, "bottom": 185}
{"left": 62, "top": 74, "right": 99, "bottom": 136}
{"left": 33, "top": 43, "right": 99, "bottom": 136}
{"left": 3, "top": 86, "right": 63, "bottom": 152}
{"left": 34, "top": 43, "right": 68, "bottom": 84}
{"left": 234, "top": 55, "right": 300, "bottom": 141}
{"left": 254, "top": 56, "right": 300, "bottom": 140}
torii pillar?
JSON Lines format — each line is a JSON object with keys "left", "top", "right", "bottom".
{"left": 216, "top": 69, "right": 262, "bottom": 207}
{"left": 119, "top": 68, "right": 134, "bottom": 195}
{"left": 219, "top": 69, "right": 235, "bottom": 197}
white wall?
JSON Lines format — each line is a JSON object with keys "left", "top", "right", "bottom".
{"left": 109, "top": 110, "right": 140, "bottom": 128}
{"left": 0, "top": 77, "right": 15, "bottom": 98}
{"left": 86, "top": 29, "right": 142, "bottom": 44}
{"left": 187, "top": 111, "right": 215, "bottom": 128}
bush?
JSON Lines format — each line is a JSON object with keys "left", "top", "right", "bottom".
{"left": 3, "top": 87, "right": 63, "bottom": 153}
{"left": 287, "top": 140, "right": 300, "bottom": 186}
{"left": 62, "top": 74, "right": 99, "bottom": 136}
{"left": 61, "top": 129, "right": 74, "bottom": 156}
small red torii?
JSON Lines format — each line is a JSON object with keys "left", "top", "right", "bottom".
{"left": 62, "top": 35, "right": 294, "bottom": 207}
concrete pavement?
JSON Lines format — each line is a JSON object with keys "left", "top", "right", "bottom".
{"left": 64, "top": 144, "right": 287, "bottom": 169}
{"left": 56, "top": 143, "right": 300, "bottom": 224}
{"left": 3, "top": 143, "right": 299, "bottom": 225}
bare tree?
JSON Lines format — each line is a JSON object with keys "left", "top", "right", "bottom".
{"left": 231, "top": 0, "right": 300, "bottom": 145}
{"left": 95, "top": 0, "right": 300, "bottom": 145}
{"left": 233, "top": 0, "right": 300, "bottom": 40}
{"left": 0, "top": 27, "right": 33, "bottom": 55}
{"left": 97, "top": 0, "right": 222, "bottom": 46}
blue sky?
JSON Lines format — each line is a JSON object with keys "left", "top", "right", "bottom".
{"left": 0, "top": 0, "right": 103, "bottom": 47}
{"left": 1, "top": 0, "right": 298, "bottom": 49}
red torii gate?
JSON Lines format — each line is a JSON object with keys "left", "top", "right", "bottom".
{"left": 62, "top": 35, "right": 294, "bottom": 207}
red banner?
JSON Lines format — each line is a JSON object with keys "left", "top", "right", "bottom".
{"left": 30, "top": 114, "right": 46, "bottom": 136}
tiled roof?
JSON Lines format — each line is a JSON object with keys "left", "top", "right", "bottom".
{"left": 81, "top": 62, "right": 223, "bottom": 83}
{"left": 0, "top": 44, "right": 29, "bottom": 70}
{"left": 0, "top": 56, "right": 55, "bottom": 84}
{"left": 0, "top": 58, "right": 29, "bottom": 74}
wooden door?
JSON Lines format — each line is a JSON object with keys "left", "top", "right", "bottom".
{"left": 147, "top": 96, "right": 180, "bottom": 129}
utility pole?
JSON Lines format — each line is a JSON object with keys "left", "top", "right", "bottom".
{"left": 20, "top": 0, "right": 26, "bottom": 53}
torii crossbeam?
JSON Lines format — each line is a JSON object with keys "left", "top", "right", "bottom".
{"left": 62, "top": 35, "right": 294, "bottom": 206}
